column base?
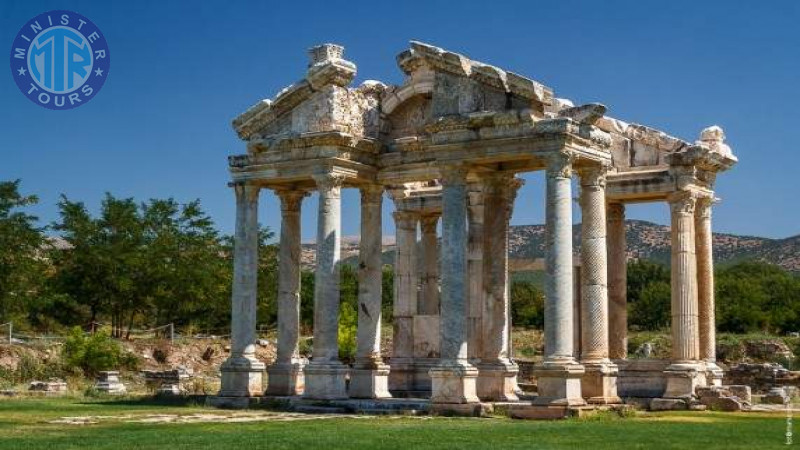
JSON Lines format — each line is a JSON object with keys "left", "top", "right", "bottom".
{"left": 581, "top": 360, "right": 621, "bottom": 404}
{"left": 303, "top": 362, "right": 348, "bottom": 400}
{"left": 476, "top": 361, "right": 519, "bottom": 401}
{"left": 430, "top": 361, "right": 479, "bottom": 404}
{"left": 217, "top": 356, "right": 265, "bottom": 397}
{"left": 663, "top": 362, "right": 707, "bottom": 398}
{"left": 388, "top": 358, "right": 416, "bottom": 392}
{"left": 532, "top": 361, "right": 586, "bottom": 406}
{"left": 348, "top": 361, "right": 391, "bottom": 399}
{"left": 265, "top": 361, "right": 305, "bottom": 396}
{"left": 704, "top": 361, "right": 724, "bottom": 387}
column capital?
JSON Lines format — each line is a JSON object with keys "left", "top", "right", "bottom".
{"left": 695, "top": 196, "right": 717, "bottom": 219}
{"left": 577, "top": 165, "right": 608, "bottom": 187}
{"left": 232, "top": 182, "right": 260, "bottom": 202}
{"left": 607, "top": 202, "right": 625, "bottom": 221}
{"left": 360, "top": 184, "right": 384, "bottom": 204}
{"left": 546, "top": 152, "right": 574, "bottom": 179}
{"left": 393, "top": 210, "right": 419, "bottom": 228}
{"left": 420, "top": 214, "right": 440, "bottom": 233}
{"left": 276, "top": 189, "right": 309, "bottom": 213}
{"left": 312, "top": 173, "right": 347, "bottom": 192}
{"left": 668, "top": 191, "right": 697, "bottom": 215}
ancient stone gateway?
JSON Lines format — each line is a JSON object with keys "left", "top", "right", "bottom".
{"left": 210, "top": 42, "right": 737, "bottom": 414}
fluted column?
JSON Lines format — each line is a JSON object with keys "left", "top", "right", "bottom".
{"left": 578, "top": 167, "right": 620, "bottom": 404}
{"left": 419, "top": 214, "right": 440, "bottom": 315}
{"left": 696, "top": 196, "right": 723, "bottom": 385}
{"left": 266, "top": 189, "right": 307, "bottom": 396}
{"left": 477, "top": 174, "right": 522, "bottom": 401}
{"left": 350, "top": 185, "right": 391, "bottom": 398}
{"left": 607, "top": 203, "right": 628, "bottom": 361}
{"left": 304, "top": 173, "right": 348, "bottom": 399}
{"left": 467, "top": 183, "right": 485, "bottom": 363}
{"left": 430, "top": 165, "right": 479, "bottom": 406}
{"left": 533, "top": 152, "right": 585, "bottom": 406}
{"left": 663, "top": 191, "right": 704, "bottom": 398}
{"left": 217, "top": 183, "right": 265, "bottom": 399}
{"left": 389, "top": 209, "right": 419, "bottom": 392}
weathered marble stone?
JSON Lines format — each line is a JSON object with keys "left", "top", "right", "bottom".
{"left": 94, "top": 371, "right": 126, "bottom": 395}
{"left": 220, "top": 41, "right": 738, "bottom": 412}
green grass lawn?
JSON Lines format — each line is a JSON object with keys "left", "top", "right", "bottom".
{"left": 0, "top": 396, "right": 791, "bottom": 449}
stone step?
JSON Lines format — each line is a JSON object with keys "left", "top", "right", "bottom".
{"left": 293, "top": 405, "right": 349, "bottom": 414}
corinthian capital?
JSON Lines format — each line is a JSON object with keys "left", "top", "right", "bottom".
{"left": 668, "top": 191, "right": 697, "bottom": 215}
{"left": 607, "top": 203, "right": 625, "bottom": 222}
{"left": 546, "top": 152, "right": 573, "bottom": 179}
{"left": 578, "top": 165, "right": 608, "bottom": 187}
{"left": 276, "top": 189, "right": 308, "bottom": 213}
{"left": 312, "top": 173, "right": 346, "bottom": 192}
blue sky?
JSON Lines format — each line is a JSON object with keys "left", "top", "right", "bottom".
{"left": 2, "top": 0, "right": 798, "bottom": 241}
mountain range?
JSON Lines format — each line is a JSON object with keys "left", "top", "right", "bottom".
{"left": 300, "top": 220, "right": 800, "bottom": 273}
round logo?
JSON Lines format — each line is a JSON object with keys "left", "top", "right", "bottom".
{"left": 9, "top": 10, "right": 110, "bottom": 110}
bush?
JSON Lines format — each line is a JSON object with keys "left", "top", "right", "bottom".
{"left": 510, "top": 281, "right": 544, "bottom": 328}
{"left": 62, "top": 327, "right": 137, "bottom": 376}
{"left": 338, "top": 304, "right": 357, "bottom": 362}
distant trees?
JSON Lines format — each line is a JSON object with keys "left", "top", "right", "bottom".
{"left": 49, "top": 193, "right": 278, "bottom": 336}
{"left": 626, "top": 259, "right": 800, "bottom": 335}
{"left": 627, "top": 260, "right": 671, "bottom": 331}
{"left": 3, "top": 178, "right": 800, "bottom": 339}
{"left": 0, "top": 180, "right": 47, "bottom": 324}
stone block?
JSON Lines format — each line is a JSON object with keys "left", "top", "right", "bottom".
{"left": 581, "top": 362, "right": 621, "bottom": 404}
{"left": 727, "top": 385, "right": 752, "bottom": 403}
{"left": 303, "top": 363, "right": 348, "bottom": 400}
{"left": 412, "top": 315, "right": 439, "bottom": 358}
{"left": 430, "top": 364, "right": 479, "bottom": 404}
{"left": 218, "top": 357, "right": 264, "bottom": 397}
{"left": 266, "top": 362, "right": 305, "bottom": 396}
{"left": 431, "top": 402, "right": 492, "bottom": 417}
{"left": 348, "top": 365, "right": 391, "bottom": 399}
{"left": 476, "top": 362, "right": 519, "bottom": 402}
{"left": 662, "top": 363, "right": 706, "bottom": 398}
{"left": 764, "top": 387, "right": 789, "bottom": 404}
{"left": 94, "top": 371, "right": 126, "bottom": 395}
{"left": 508, "top": 405, "right": 578, "bottom": 420}
{"left": 532, "top": 363, "right": 586, "bottom": 406}
{"left": 616, "top": 359, "right": 668, "bottom": 398}
{"left": 650, "top": 398, "right": 688, "bottom": 411}
{"left": 29, "top": 380, "right": 67, "bottom": 395}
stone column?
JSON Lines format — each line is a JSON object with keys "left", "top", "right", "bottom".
{"left": 466, "top": 183, "right": 485, "bottom": 364}
{"left": 350, "top": 185, "right": 391, "bottom": 398}
{"left": 477, "top": 175, "right": 522, "bottom": 401}
{"left": 533, "top": 153, "right": 585, "bottom": 406}
{"left": 217, "top": 183, "right": 265, "bottom": 400}
{"left": 663, "top": 191, "right": 704, "bottom": 398}
{"left": 389, "top": 209, "right": 419, "bottom": 392}
{"left": 430, "top": 166, "right": 479, "bottom": 407}
{"left": 578, "top": 167, "right": 620, "bottom": 404}
{"left": 419, "top": 215, "right": 440, "bottom": 315}
{"left": 304, "top": 173, "right": 348, "bottom": 399}
{"left": 266, "top": 189, "right": 307, "bottom": 396}
{"left": 607, "top": 203, "right": 628, "bottom": 361}
{"left": 696, "top": 196, "right": 723, "bottom": 385}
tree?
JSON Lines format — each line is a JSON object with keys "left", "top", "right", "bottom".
{"left": 626, "top": 260, "right": 671, "bottom": 331}
{"left": 510, "top": 280, "right": 544, "bottom": 328}
{"left": 0, "top": 180, "right": 47, "bottom": 324}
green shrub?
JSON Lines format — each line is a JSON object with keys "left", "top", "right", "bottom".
{"left": 338, "top": 304, "right": 357, "bottom": 362}
{"left": 62, "top": 327, "right": 138, "bottom": 376}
